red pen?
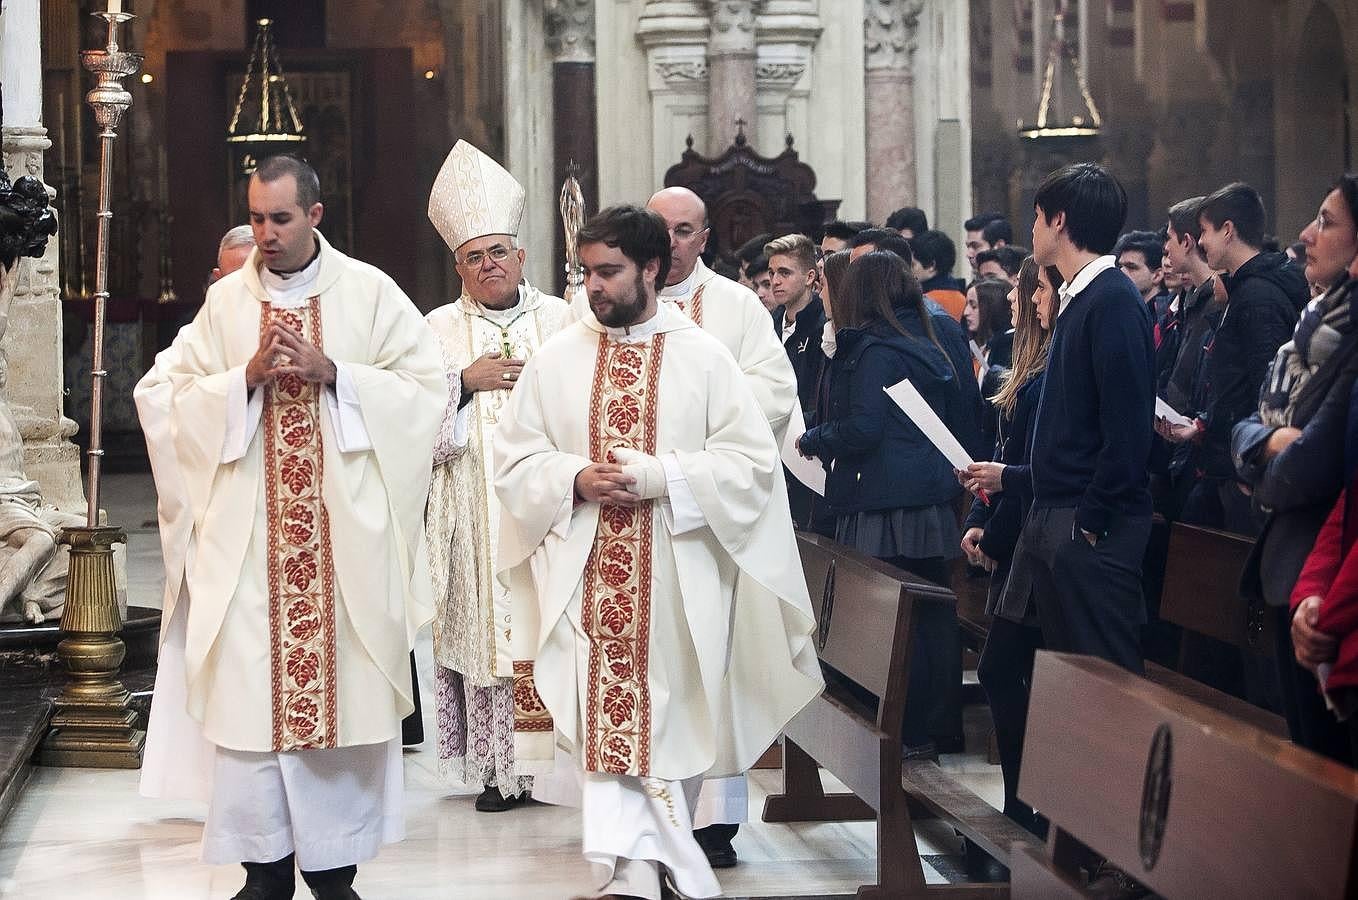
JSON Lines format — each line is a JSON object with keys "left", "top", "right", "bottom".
{"left": 977, "top": 488, "right": 992, "bottom": 506}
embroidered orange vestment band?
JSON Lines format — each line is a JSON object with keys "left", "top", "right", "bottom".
{"left": 674, "top": 283, "right": 705, "bottom": 327}
{"left": 262, "top": 299, "right": 340, "bottom": 752}
{"left": 581, "top": 333, "right": 666, "bottom": 775}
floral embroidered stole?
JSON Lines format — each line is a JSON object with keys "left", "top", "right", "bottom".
{"left": 261, "top": 299, "right": 339, "bottom": 752}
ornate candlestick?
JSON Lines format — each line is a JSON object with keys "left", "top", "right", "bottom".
{"left": 39, "top": 8, "right": 145, "bottom": 769}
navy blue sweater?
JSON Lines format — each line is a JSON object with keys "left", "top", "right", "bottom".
{"left": 1031, "top": 265, "right": 1155, "bottom": 535}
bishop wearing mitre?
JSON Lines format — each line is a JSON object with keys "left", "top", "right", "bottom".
{"left": 135, "top": 155, "right": 445, "bottom": 900}
{"left": 423, "top": 140, "right": 570, "bottom": 811}
{"left": 494, "top": 205, "right": 823, "bottom": 900}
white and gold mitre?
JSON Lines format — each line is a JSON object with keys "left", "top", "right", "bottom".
{"left": 428, "top": 140, "right": 526, "bottom": 254}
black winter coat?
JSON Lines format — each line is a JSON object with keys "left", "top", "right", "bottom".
{"left": 1192, "top": 252, "right": 1308, "bottom": 479}
{"left": 798, "top": 306, "right": 964, "bottom": 515}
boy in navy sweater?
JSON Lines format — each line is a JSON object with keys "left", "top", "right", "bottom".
{"left": 999, "top": 163, "right": 1156, "bottom": 674}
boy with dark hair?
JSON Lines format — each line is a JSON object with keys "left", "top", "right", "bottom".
{"left": 820, "top": 219, "right": 873, "bottom": 253}
{"left": 846, "top": 226, "right": 914, "bottom": 264}
{"left": 980, "top": 217, "right": 1013, "bottom": 248}
{"left": 908, "top": 229, "right": 966, "bottom": 321}
{"left": 975, "top": 245, "right": 1026, "bottom": 285}
{"left": 1113, "top": 229, "right": 1170, "bottom": 321}
{"left": 992, "top": 162, "right": 1154, "bottom": 674}
{"left": 745, "top": 254, "right": 775, "bottom": 311}
{"left": 885, "top": 206, "right": 929, "bottom": 238}
{"left": 1154, "top": 182, "right": 1309, "bottom": 532}
{"left": 964, "top": 210, "right": 1006, "bottom": 271}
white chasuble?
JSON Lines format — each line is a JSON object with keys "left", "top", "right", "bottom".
{"left": 136, "top": 233, "right": 446, "bottom": 756}
{"left": 570, "top": 259, "right": 797, "bottom": 441}
{"left": 493, "top": 305, "right": 823, "bottom": 782}
{"left": 424, "top": 285, "right": 569, "bottom": 688}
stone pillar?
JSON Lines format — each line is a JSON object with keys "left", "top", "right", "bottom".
{"left": 753, "top": 0, "right": 820, "bottom": 157}
{"left": 1, "top": 0, "right": 85, "bottom": 515}
{"left": 706, "top": 0, "right": 759, "bottom": 152}
{"left": 638, "top": 0, "right": 710, "bottom": 184}
{"left": 546, "top": 0, "right": 597, "bottom": 296}
{"left": 863, "top": 0, "right": 924, "bottom": 224}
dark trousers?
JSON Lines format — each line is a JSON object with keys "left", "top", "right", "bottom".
{"left": 1012, "top": 507, "right": 1149, "bottom": 674}
{"left": 401, "top": 651, "right": 423, "bottom": 745}
{"left": 886, "top": 555, "right": 963, "bottom": 747}
{"left": 1271, "top": 604, "right": 1354, "bottom": 766}
{"left": 977, "top": 614, "right": 1045, "bottom": 835}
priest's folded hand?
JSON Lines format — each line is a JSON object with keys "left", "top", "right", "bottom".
{"left": 269, "top": 320, "right": 338, "bottom": 385}
{"left": 574, "top": 462, "right": 642, "bottom": 506}
{"left": 611, "top": 448, "right": 668, "bottom": 500}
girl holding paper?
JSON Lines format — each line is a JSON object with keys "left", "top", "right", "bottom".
{"left": 959, "top": 256, "right": 1062, "bottom": 835}
{"left": 796, "top": 249, "right": 973, "bottom": 759}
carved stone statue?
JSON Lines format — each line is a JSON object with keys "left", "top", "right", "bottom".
{"left": 0, "top": 167, "right": 81, "bottom": 624}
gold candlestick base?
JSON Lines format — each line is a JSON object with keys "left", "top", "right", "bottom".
{"left": 39, "top": 525, "right": 145, "bottom": 769}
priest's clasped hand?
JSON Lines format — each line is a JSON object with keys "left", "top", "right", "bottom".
{"left": 611, "top": 448, "right": 668, "bottom": 500}
{"left": 246, "top": 321, "right": 337, "bottom": 387}
{"left": 574, "top": 462, "right": 642, "bottom": 506}
{"left": 461, "top": 350, "right": 525, "bottom": 393}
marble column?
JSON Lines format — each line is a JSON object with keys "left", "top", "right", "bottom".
{"left": 546, "top": 0, "right": 597, "bottom": 295}
{"left": 637, "top": 0, "right": 710, "bottom": 183}
{"left": 863, "top": 0, "right": 924, "bottom": 224}
{"left": 753, "top": 0, "right": 820, "bottom": 157}
{"left": 0, "top": 0, "right": 85, "bottom": 515}
{"left": 707, "top": 0, "right": 759, "bottom": 152}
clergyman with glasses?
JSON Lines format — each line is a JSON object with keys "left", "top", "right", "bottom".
{"left": 423, "top": 140, "right": 571, "bottom": 813}
{"left": 638, "top": 186, "right": 797, "bottom": 869}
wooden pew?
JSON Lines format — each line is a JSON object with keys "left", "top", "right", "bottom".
{"left": 1013, "top": 651, "right": 1358, "bottom": 899}
{"left": 762, "top": 533, "right": 1036, "bottom": 898}
{"left": 1149, "top": 522, "right": 1287, "bottom": 737}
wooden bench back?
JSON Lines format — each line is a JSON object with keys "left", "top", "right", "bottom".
{"left": 1159, "top": 522, "right": 1273, "bottom": 656}
{"left": 1018, "top": 651, "right": 1358, "bottom": 899}
{"left": 796, "top": 533, "right": 954, "bottom": 735}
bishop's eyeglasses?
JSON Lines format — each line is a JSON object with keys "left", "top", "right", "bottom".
{"left": 458, "top": 245, "right": 514, "bottom": 268}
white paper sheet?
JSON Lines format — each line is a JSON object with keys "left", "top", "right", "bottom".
{"left": 883, "top": 379, "right": 975, "bottom": 471}
{"left": 1154, "top": 396, "right": 1194, "bottom": 428}
{"left": 781, "top": 405, "right": 826, "bottom": 496}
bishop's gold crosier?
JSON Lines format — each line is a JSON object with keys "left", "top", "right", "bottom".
{"left": 260, "top": 298, "right": 339, "bottom": 752}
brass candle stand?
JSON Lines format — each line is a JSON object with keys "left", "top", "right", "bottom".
{"left": 39, "top": 10, "right": 145, "bottom": 768}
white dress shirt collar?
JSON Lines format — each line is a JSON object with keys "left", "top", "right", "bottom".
{"left": 1057, "top": 255, "right": 1117, "bottom": 317}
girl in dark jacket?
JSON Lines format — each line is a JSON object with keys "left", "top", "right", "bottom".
{"left": 959, "top": 257, "right": 1062, "bottom": 834}
{"left": 798, "top": 249, "right": 973, "bottom": 756}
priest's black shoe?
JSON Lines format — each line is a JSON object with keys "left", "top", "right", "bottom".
{"left": 231, "top": 854, "right": 295, "bottom": 900}
{"left": 692, "top": 823, "right": 738, "bottom": 869}
{"left": 301, "top": 863, "right": 361, "bottom": 899}
{"left": 475, "top": 783, "right": 526, "bottom": 812}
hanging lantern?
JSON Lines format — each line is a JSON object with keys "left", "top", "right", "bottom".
{"left": 226, "top": 18, "right": 306, "bottom": 177}
{"left": 1018, "top": 0, "right": 1102, "bottom": 143}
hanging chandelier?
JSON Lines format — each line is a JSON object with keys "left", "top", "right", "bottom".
{"left": 226, "top": 18, "right": 306, "bottom": 174}
{"left": 1018, "top": 0, "right": 1102, "bottom": 141}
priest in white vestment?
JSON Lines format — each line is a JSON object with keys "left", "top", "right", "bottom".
{"left": 135, "top": 157, "right": 445, "bottom": 900}
{"left": 649, "top": 186, "right": 797, "bottom": 865}
{"left": 494, "top": 205, "right": 822, "bottom": 900}
{"left": 423, "top": 140, "right": 571, "bottom": 811}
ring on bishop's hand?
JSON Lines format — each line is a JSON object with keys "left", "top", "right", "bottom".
{"left": 502, "top": 372, "right": 514, "bottom": 381}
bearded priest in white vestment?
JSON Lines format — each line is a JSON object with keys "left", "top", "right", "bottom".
{"left": 423, "top": 140, "right": 570, "bottom": 811}
{"left": 135, "top": 157, "right": 445, "bottom": 900}
{"left": 494, "top": 205, "right": 822, "bottom": 900}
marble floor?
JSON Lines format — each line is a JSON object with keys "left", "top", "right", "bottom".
{"left": 0, "top": 474, "right": 1007, "bottom": 899}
